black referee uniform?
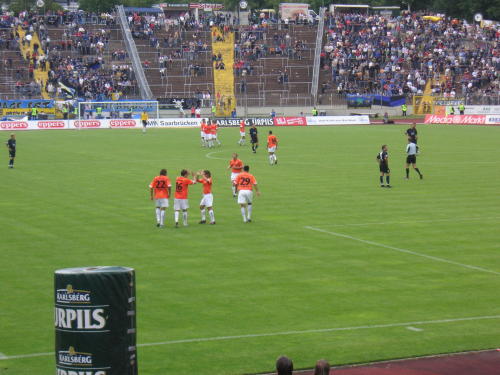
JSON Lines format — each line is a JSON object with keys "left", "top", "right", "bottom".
{"left": 377, "top": 145, "right": 391, "bottom": 187}
{"left": 6, "top": 134, "right": 16, "bottom": 168}
{"left": 249, "top": 126, "right": 258, "bottom": 153}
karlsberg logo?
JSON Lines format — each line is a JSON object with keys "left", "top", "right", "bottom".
{"left": 57, "top": 285, "right": 91, "bottom": 304}
{"left": 55, "top": 285, "right": 107, "bottom": 330}
{"left": 58, "top": 346, "right": 93, "bottom": 366}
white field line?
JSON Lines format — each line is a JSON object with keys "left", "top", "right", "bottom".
{"left": 205, "top": 151, "right": 227, "bottom": 160}
{"left": 406, "top": 326, "right": 423, "bottom": 332}
{"left": 2, "top": 315, "right": 500, "bottom": 360}
{"left": 305, "top": 226, "right": 500, "bottom": 276}
{"left": 310, "top": 216, "right": 500, "bottom": 227}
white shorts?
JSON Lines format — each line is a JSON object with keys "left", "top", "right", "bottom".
{"left": 205, "top": 133, "right": 212, "bottom": 140}
{"left": 237, "top": 190, "right": 253, "bottom": 204}
{"left": 231, "top": 172, "right": 240, "bottom": 182}
{"left": 201, "top": 131, "right": 205, "bottom": 138}
{"left": 155, "top": 198, "right": 169, "bottom": 208}
{"left": 240, "top": 131, "right": 245, "bottom": 137}
{"left": 174, "top": 199, "right": 189, "bottom": 210}
{"left": 200, "top": 193, "right": 213, "bottom": 207}
{"left": 268, "top": 146, "right": 276, "bottom": 153}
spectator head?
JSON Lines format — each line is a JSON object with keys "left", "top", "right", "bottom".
{"left": 276, "top": 355, "right": 293, "bottom": 375}
{"left": 314, "top": 359, "right": 330, "bottom": 375}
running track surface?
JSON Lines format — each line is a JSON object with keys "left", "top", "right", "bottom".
{"left": 270, "top": 350, "right": 500, "bottom": 375}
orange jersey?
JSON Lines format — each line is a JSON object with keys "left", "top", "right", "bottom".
{"left": 235, "top": 172, "right": 257, "bottom": 191}
{"left": 239, "top": 121, "right": 245, "bottom": 132}
{"left": 229, "top": 159, "right": 243, "bottom": 173}
{"left": 197, "top": 177, "right": 212, "bottom": 194}
{"left": 201, "top": 122, "right": 206, "bottom": 131}
{"left": 149, "top": 175, "right": 172, "bottom": 199}
{"left": 267, "top": 135, "right": 278, "bottom": 147}
{"left": 210, "top": 124, "right": 218, "bottom": 134}
{"left": 175, "top": 176, "right": 195, "bottom": 199}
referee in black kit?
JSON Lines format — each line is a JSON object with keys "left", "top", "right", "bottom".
{"left": 249, "top": 123, "right": 259, "bottom": 153}
{"left": 405, "top": 140, "right": 423, "bottom": 179}
{"left": 6, "top": 133, "right": 16, "bottom": 169}
{"left": 405, "top": 122, "right": 418, "bottom": 143}
{"left": 377, "top": 145, "right": 391, "bottom": 188}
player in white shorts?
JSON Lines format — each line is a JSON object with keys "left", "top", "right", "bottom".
{"left": 196, "top": 170, "right": 215, "bottom": 224}
{"left": 149, "top": 169, "right": 172, "bottom": 228}
{"left": 174, "top": 169, "right": 196, "bottom": 227}
{"left": 267, "top": 130, "right": 278, "bottom": 165}
{"left": 234, "top": 165, "right": 260, "bottom": 223}
{"left": 238, "top": 119, "right": 246, "bottom": 145}
{"left": 227, "top": 152, "right": 244, "bottom": 197}
{"left": 200, "top": 118, "right": 207, "bottom": 147}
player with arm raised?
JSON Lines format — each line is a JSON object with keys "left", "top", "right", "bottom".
{"left": 377, "top": 145, "right": 391, "bottom": 188}
{"left": 267, "top": 131, "right": 278, "bottom": 165}
{"left": 197, "top": 170, "right": 215, "bottom": 225}
{"left": 228, "top": 153, "right": 243, "bottom": 197}
{"left": 234, "top": 165, "right": 260, "bottom": 223}
{"left": 174, "top": 169, "right": 196, "bottom": 227}
{"left": 238, "top": 119, "right": 246, "bottom": 146}
{"left": 149, "top": 169, "right": 172, "bottom": 228}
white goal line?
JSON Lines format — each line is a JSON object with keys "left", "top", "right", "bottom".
{"left": 1, "top": 315, "right": 500, "bottom": 360}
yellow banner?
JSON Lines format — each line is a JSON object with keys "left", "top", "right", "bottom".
{"left": 1, "top": 108, "right": 56, "bottom": 116}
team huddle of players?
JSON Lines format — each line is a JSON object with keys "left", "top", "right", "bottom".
{"left": 200, "top": 119, "right": 221, "bottom": 148}
{"left": 377, "top": 123, "right": 423, "bottom": 188}
{"left": 149, "top": 153, "right": 261, "bottom": 227}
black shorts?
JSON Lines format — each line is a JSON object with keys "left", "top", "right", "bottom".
{"left": 406, "top": 155, "right": 417, "bottom": 164}
{"left": 379, "top": 163, "right": 389, "bottom": 173}
{"left": 251, "top": 137, "right": 258, "bottom": 144}
{"left": 142, "top": 120, "right": 147, "bottom": 127}
{"left": 9, "top": 150, "right": 15, "bottom": 158}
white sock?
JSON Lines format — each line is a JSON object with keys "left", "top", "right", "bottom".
{"left": 174, "top": 211, "right": 179, "bottom": 223}
{"left": 247, "top": 204, "right": 252, "bottom": 220}
{"left": 273, "top": 154, "right": 277, "bottom": 163}
{"left": 209, "top": 209, "right": 215, "bottom": 223}
{"left": 183, "top": 211, "right": 188, "bottom": 226}
{"left": 160, "top": 210, "right": 165, "bottom": 225}
{"left": 240, "top": 206, "right": 247, "bottom": 222}
{"left": 269, "top": 155, "right": 273, "bottom": 165}
{"left": 201, "top": 208, "right": 206, "bottom": 221}
{"left": 231, "top": 185, "right": 236, "bottom": 196}
{"left": 142, "top": 127, "right": 146, "bottom": 133}
{"left": 155, "top": 208, "right": 161, "bottom": 223}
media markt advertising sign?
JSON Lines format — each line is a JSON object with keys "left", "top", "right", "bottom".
{"left": 54, "top": 266, "right": 137, "bottom": 375}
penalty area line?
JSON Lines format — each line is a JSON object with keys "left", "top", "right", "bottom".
{"left": 3, "top": 315, "right": 500, "bottom": 360}
{"left": 305, "top": 226, "right": 500, "bottom": 276}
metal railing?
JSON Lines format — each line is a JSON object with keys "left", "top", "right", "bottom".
{"left": 311, "top": 7, "right": 326, "bottom": 104}
{"left": 116, "top": 5, "right": 153, "bottom": 100}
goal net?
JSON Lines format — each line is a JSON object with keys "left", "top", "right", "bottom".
{"left": 77, "top": 100, "right": 160, "bottom": 124}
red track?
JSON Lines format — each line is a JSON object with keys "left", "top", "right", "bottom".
{"left": 288, "top": 350, "right": 500, "bottom": 375}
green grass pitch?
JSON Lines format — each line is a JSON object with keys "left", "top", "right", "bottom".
{"left": 0, "top": 124, "right": 499, "bottom": 375}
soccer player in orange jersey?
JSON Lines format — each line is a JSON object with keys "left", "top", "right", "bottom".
{"left": 238, "top": 119, "right": 246, "bottom": 146}
{"left": 149, "top": 169, "right": 172, "bottom": 228}
{"left": 174, "top": 169, "right": 196, "bottom": 227}
{"left": 234, "top": 165, "right": 260, "bottom": 223}
{"left": 196, "top": 169, "right": 215, "bottom": 225}
{"left": 267, "top": 130, "right": 278, "bottom": 165}
{"left": 212, "top": 120, "right": 221, "bottom": 147}
{"left": 227, "top": 152, "right": 244, "bottom": 197}
{"left": 200, "top": 118, "right": 207, "bottom": 147}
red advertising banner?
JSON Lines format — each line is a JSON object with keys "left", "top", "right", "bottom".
{"left": 73, "top": 120, "right": 102, "bottom": 128}
{"left": 110, "top": 119, "right": 137, "bottom": 128}
{"left": 273, "top": 116, "right": 307, "bottom": 126}
{"left": 0, "top": 121, "right": 29, "bottom": 130}
{"left": 36, "top": 121, "right": 65, "bottom": 129}
{"left": 424, "top": 115, "right": 486, "bottom": 125}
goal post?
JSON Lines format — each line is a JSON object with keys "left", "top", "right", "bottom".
{"left": 77, "top": 100, "right": 160, "bottom": 127}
